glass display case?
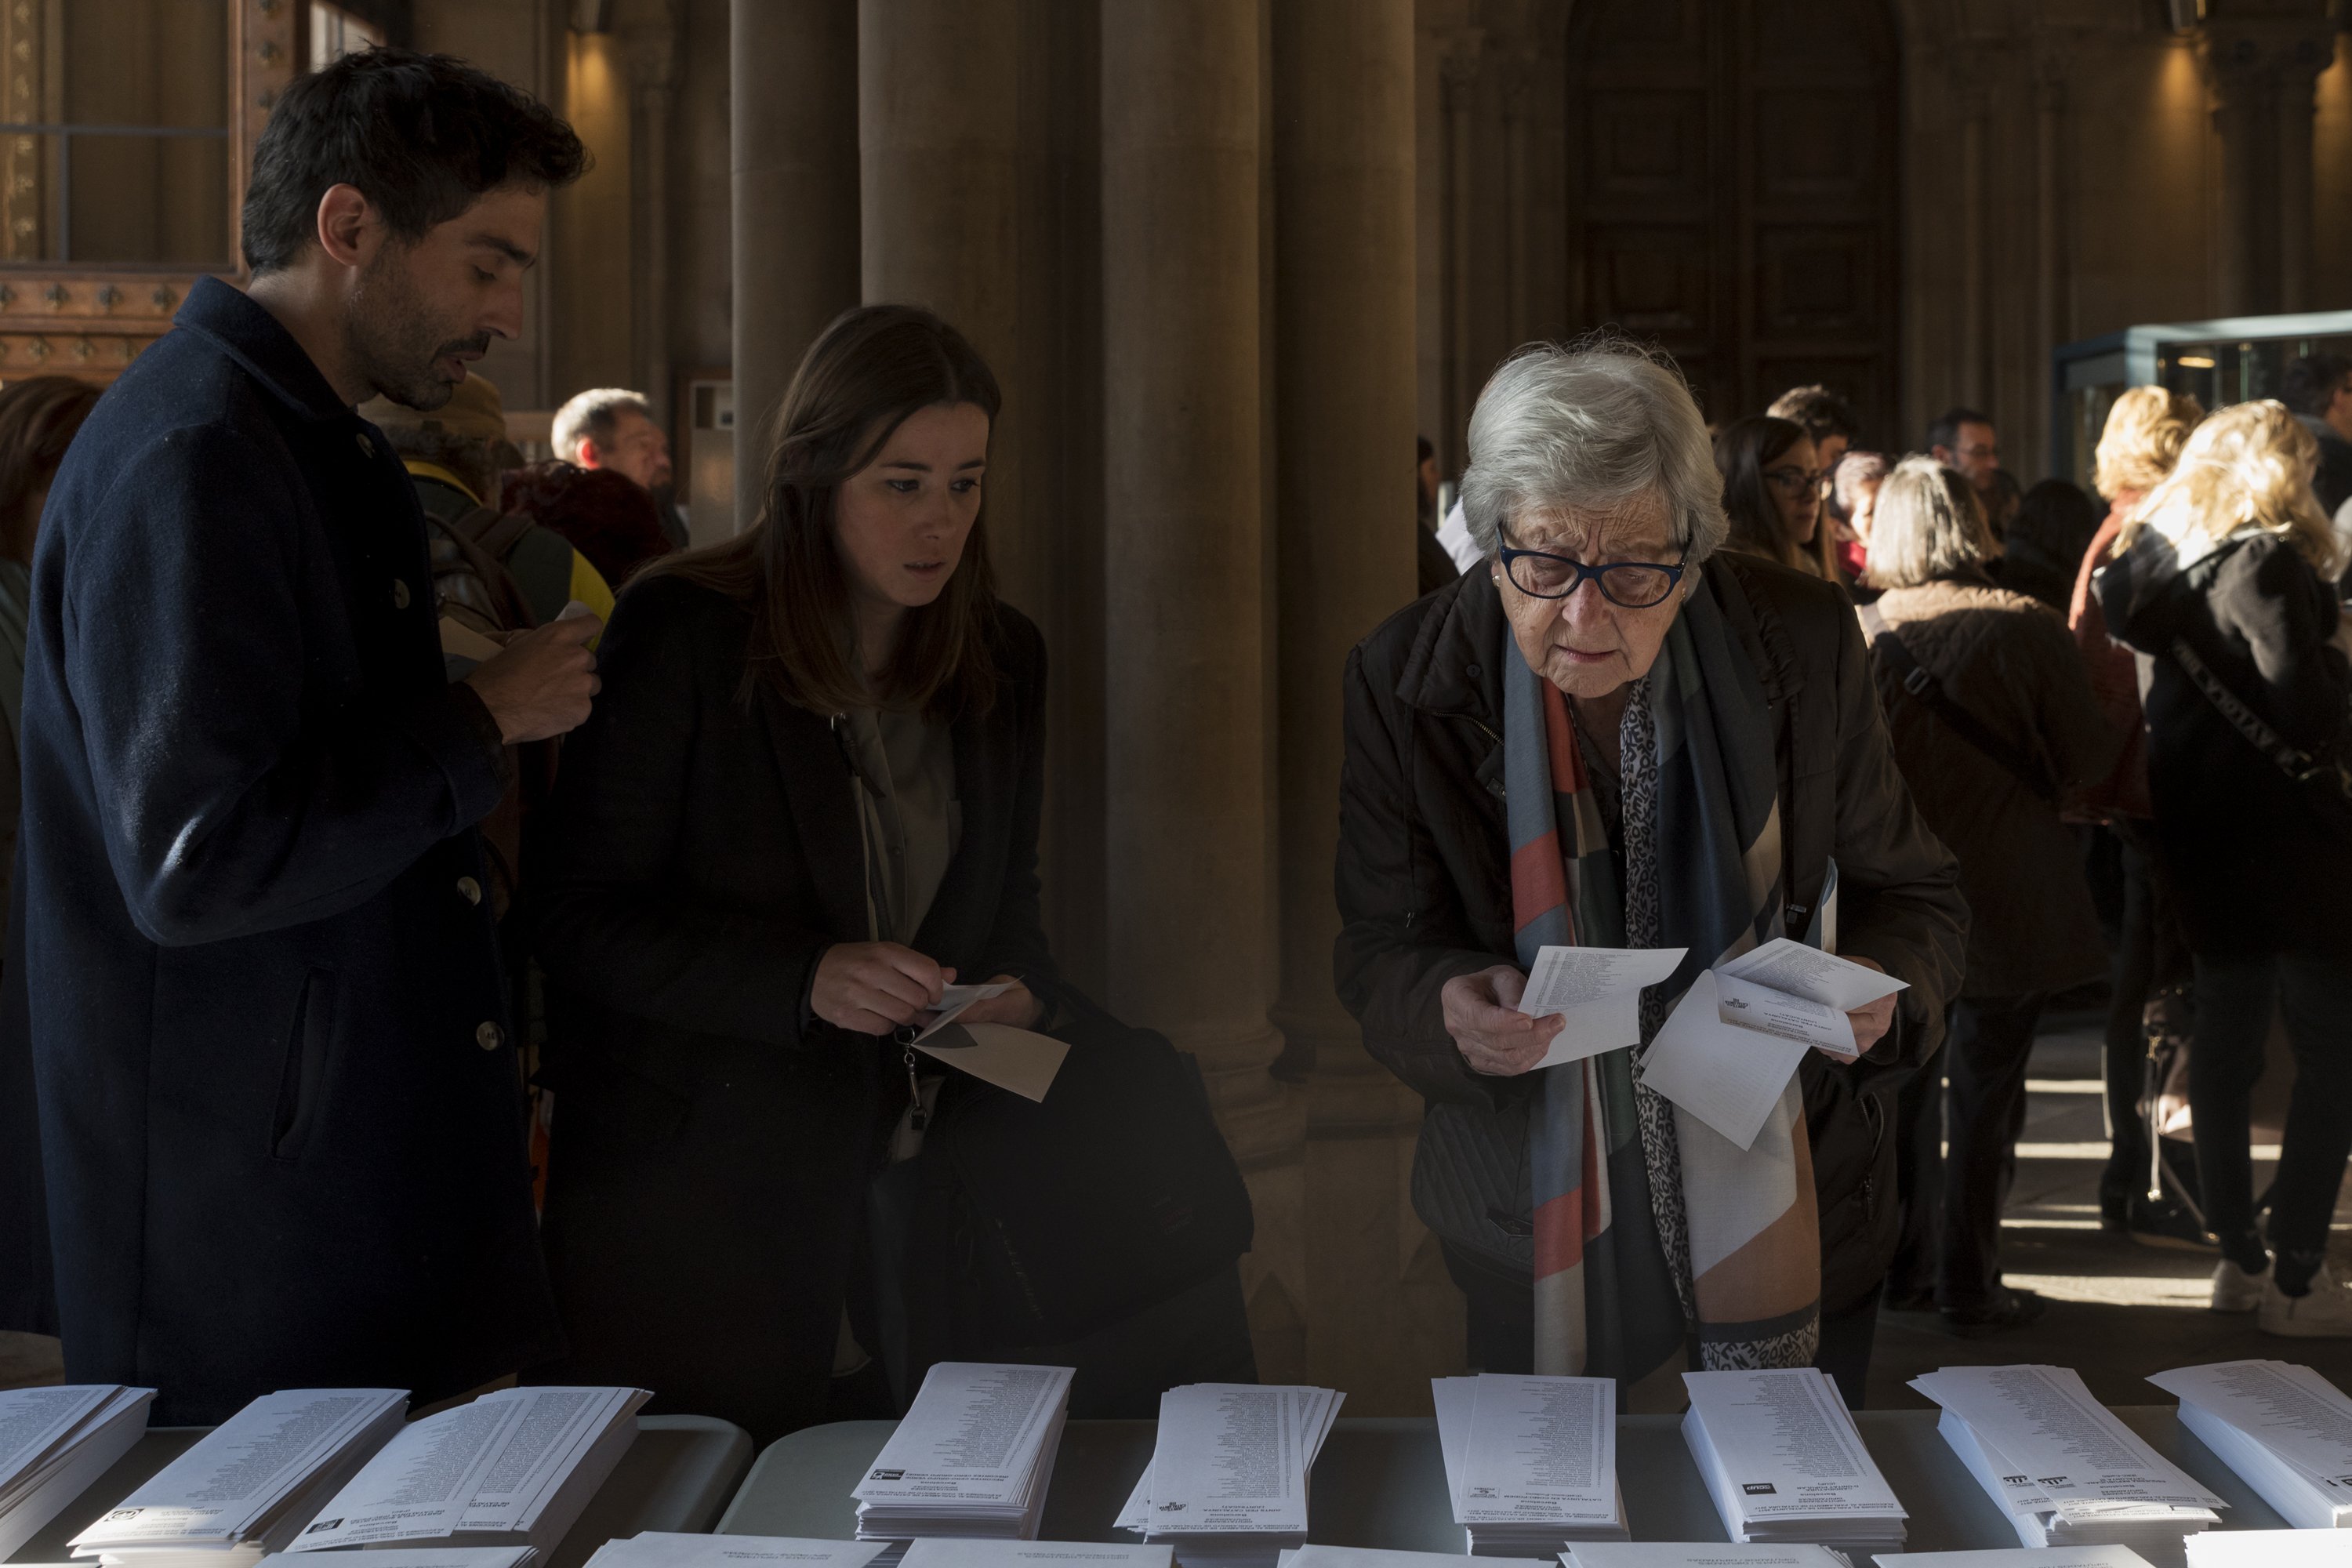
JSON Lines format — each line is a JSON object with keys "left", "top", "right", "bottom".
{"left": 2050, "top": 310, "right": 2352, "bottom": 495}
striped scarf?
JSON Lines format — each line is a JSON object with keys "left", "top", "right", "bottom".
{"left": 1506, "top": 574, "right": 1822, "bottom": 1379}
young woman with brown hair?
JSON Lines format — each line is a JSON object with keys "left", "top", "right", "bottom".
{"left": 526, "top": 305, "right": 1252, "bottom": 1439}
{"left": 1714, "top": 414, "right": 1839, "bottom": 580}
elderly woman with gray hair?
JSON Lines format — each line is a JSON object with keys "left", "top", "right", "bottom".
{"left": 1336, "top": 339, "right": 1965, "bottom": 1402}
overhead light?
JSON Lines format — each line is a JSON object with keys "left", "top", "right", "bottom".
{"left": 2176, "top": 354, "right": 2216, "bottom": 368}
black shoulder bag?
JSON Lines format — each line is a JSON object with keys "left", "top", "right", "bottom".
{"left": 864, "top": 990, "right": 1254, "bottom": 1405}
{"left": 1857, "top": 603, "right": 2057, "bottom": 804}
{"left": 2166, "top": 632, "right": 2352, "bottom": 840}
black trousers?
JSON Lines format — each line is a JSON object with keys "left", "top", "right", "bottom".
{"left": 1446, "top": 1243, "right": 1878, "bottom": 1407}
{"left": 1887, "top": 1040, "right": 1945, "bottom": 1303}
{"left": 2102, "top": 824, "right": 2193, "bottom": 1200}
{"left": 2190, "top": 950, "right": 2352, "bottom": 1258}
{"left": 1938, "top": 993, "right": 2048, "bottom": 1311}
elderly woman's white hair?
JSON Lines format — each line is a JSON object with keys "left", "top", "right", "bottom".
{"left": 1460, "top": 336, "right": 1730, "bottom": 564}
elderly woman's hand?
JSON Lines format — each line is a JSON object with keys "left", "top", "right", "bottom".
{"left": 1443, "top": 965, "right": 1566, "bottom": 1077}
{"left": 1827, "top": 953, "right": 1896, "bottom": 1061}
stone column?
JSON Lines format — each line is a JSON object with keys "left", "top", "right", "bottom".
{"left": 1267, "top": 0, "right": 1436, "bottom": 1408}
{"left": 622, "top": 12, "right": 677, "bottom": 427}
{"left": 731, "top": 0, "right": 859, "bottom": 538}
{"left": 2202, "top": 10, "right": 2335, "bottom": 317}
{"left": 1102, "top": 0, "right": 1301, "bottom": 1380}
{"left": 856, "top": 0, "right": 1034, "bottom": 609}
{"left": 1439, "top": 31, "right": 1483, "bottom": 478}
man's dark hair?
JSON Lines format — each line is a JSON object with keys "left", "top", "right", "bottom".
{"left": 2282, "top": 353, "right": 2352, "bottom": 419}
{"left": 1766, "top": 383, "right": 1859, "bottom": 448}
{"left": 1926, "top": 405, "right": 1992, "bottom": 454}
{"left": 241, "top": 47, "right": 588, "bottom": 274}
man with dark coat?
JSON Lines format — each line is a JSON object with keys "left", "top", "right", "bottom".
{"left": 2, "top": 49, "right": 597, "bottom": 1423}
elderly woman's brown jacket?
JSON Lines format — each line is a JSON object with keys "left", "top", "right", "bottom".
{"left": 1336, "top": 554, "right": 1967, "bottom": 1316}
{"left": 1869, "top": 572, "right": 2121, "bottom": 997}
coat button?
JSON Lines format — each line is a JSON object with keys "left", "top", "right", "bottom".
{"left": 456, "top": 876, "right": 482, "bottom": 906}
{"left": 392, "top": 579, "right": 411, "bottom": 610}
{"left": 476, "top": 1021, "right": 504, "bottom": 1052}
{"left": 356, "top": 432, "right": 375, "bottom": 459}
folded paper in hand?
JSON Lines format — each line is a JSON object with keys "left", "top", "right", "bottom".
{"left": 1638, "top": 940, "right": 1908, "bottom": 1150}
{"left": 1517, "top": 946, "right": 1688, "bottom": 1069}
{"left": 910, "top": 984, "right": 1067, "bottom": 1103}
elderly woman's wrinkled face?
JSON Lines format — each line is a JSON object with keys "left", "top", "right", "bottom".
{"left": 1492, "top": 488, "right": 1689, "bottom": 702}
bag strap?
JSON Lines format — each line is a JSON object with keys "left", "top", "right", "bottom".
{"left": 450, "top": 501, "right": 539, "bottom": 563}
{"left": 2166, "top": 633, "right": 2350, "bottom": 791}
{"left": 1860, "top": 603, "right": 2058, "bottom": 804}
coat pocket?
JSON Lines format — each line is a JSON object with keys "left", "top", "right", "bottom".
{"left": 268, "top": 969, "right": 337, "bottom": 1162}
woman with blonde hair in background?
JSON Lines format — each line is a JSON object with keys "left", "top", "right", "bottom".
{"left": 2070, "top": 387, "right": 2207, "bottom": 1247}
{"left": 1864, "top": 457, "right": 2118, "bottom": 1332}
{"left": 2098, "top": 400, "right": 2352, "bottom": 1335}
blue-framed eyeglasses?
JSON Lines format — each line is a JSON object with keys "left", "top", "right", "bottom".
{"left": 1497, "top": 533, "right": 1688, "bottom": 607}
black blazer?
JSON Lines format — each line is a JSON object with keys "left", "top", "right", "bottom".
{"left": 2, "top": 278, "right": 556, "bottom": 1421}
{"left": 524, "top": 572, "right": 1058, "bottom": 1443}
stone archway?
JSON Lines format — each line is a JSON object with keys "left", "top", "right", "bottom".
{"left": 1564, "top": 0, "right": 1903, "bottom": 441}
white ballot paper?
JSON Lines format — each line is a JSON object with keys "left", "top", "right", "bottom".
{"left": 1276, "top": 1549, "right": 1548, "bottom": 1567}
{"left": 73, "top": 1388, "right": 409, "bottom": 1557}
{"left": 901, "top": 1544, "right": 1174, "bottom": 1567}
{"left": 2185, "top": 1532, "right": 2352, "bottom": 1568}
{"left": 1564, "top": 1547, "right": 1860, "bottom": 1568}
{"left": 264, "top": 1552, "right": 535, "bottom": 1568}
{"left": 1454, "top": 1374, "right": 1617, "bottom": 1528}
{"left": 1640, "top": 944, "right": 1907, "bottom": 1149}
{"left": 583, "top": 1535, "right": 888, "bottom": 1568}
{"left": 908, "top": 984, "right": 1069, "bottom": 1102}
{"left": 1518, "top": 948, "right": 1688, "bottom": 1069}
{"left": 853, "top": 1362, "right": 1073, "bottom": 1542}
{"left": 1911, "top": 1367, "right": 2221, "bottom": 1511}
{"left": 1680, "top": 1368, "right": 1907, "bottom": 1548}
{"left": 917, "top": 983, "right": 1015, "bottom": 1042}
{"left": 1874, "top": 1552, "right": 2155, "bottom": 1568}
{"left": 1115, "top": 1383, "right": 1343, "bottom": 1551}
{"left": 0, "top": 1386, "right": 157, "bottom": 1561}
{"left": 2148, "top": 1360, "right": 2352, "bottom": 1528}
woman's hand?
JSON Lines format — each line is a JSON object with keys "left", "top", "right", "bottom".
{"left": 1443, "top": 964, "right": 1565, "bottom": 1077}
{"left": 812, "top": 942, "right": 953, "bottom": 1035}
{"left": 954, "top": 974, "right": 1044, "bottom": 1030}
{"left": 1830, "top": 953, "right": 1896, "bottom": 1060}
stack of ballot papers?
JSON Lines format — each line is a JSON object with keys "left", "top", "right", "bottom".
{"left": 0, "top": 1387, "right": 156, "bottom": 1559}
{"left": 263, "top": 1551, "right": 537, "bottom": 1568}
{"left": 583, "top": 1535, "right": 894, "bottom": 1568}
{"left": 1565, "top": 1546, "right": 1859, "bottom": 1568}
{"left": 289, "top": 1385, "right": 647, "bottom": 1556}
{"left": 1276, "top": 1550, "right": 1548, "bottom": 1568}
{"left": 902, "top": 1544, "right": 1175, "bottom": 1567}
{"left": 2147, "top": 1360, "right": 2352, "bottom": 1529}
{"left": 1430, "top": 1374, "right": 1627, "bottom": 1556}
{"left": 1911, "top": 1366, "right": 2221, "bottom": 1558}
{"left": 68, "top": 1388, "right": 408, "bottom": 1568}
{"left": 2184, "top": 1530, "right": 2352, "bottom": 1568}
{"left": 1681, "top": 1368, "right": 1907, "bottom": 1554}
{"left": 1115, "top": 1383, "right": 1344, "bottom": 1566}
{"left": 851, "top": 1363, "right": 1073, "bottom": 1544}
{"left": 1639, "top": 939, "right": 1909, "bottom": 1151}
{"left": 1875, "top": 1550, "right": 2156, "bottom": 1568}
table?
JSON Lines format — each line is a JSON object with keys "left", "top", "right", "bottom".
{"left": 716, "top": 1406, "right": 2290, "bottom": 1556}
{"left": 5, "top": 1416, "right": 753, "bottom": 1568}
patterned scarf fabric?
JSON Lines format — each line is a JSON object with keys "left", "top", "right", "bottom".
{"left": 1505, "top": 575, "right": 1822, "bottom": 1378}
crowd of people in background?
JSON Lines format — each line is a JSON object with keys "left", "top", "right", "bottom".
{"left": 5, "top": 36, "right": 2352, "bottom": 1465}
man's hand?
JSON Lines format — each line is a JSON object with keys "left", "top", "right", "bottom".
{"left": 1443, "top": 964, "right": 1564, "bottom": 1077}
{"left": 954, "top": 974, "right": 1044, "bottom": 1030}
{"left": 813, "top": 942, "right": 952, "bottom": 1035}
{"left": 1830, "top": 953, "right": 1896, "bottom": 1061}
{"left": 463, "top": 613, "right": 602, "bottom": 743}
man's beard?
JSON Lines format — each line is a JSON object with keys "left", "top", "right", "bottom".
{"left": 345, "top": 248, "right": 489, "bottom": 412}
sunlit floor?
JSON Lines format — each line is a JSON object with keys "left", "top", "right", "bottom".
{"left": 1867, "top": 1010, "right": 2352, "bottom": 1407}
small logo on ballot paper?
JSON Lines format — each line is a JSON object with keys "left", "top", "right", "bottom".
{"left": 307, "top": 1522, "right": 343, "bottom": 1534}
{"left": 1157, "top": 1502, "right": 1189, "bottom": 1513}
{"left": 1742, "top": 1483, "right": 1777, "bottom": 1495}
{"left": 103, "top": 1511, "right": 141, "bottom": 1524}
{"left": 2003, "top": 1476, "right": 2029, "bottom": 1486}
{"left": 868, "top": 1469, "right": 905, "bottom": 1481}
{"left": 2038, "top": 1476, "right": 2070, "bottom": 1488}
{"left": 1725, "top": 998, "right": 1751, "bottom": 1011}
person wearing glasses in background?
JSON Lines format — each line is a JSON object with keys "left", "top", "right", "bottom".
{"left": 1715, "top": 415, "right": 1840, "bottom": 581}
{"left": 1336, "top": 337, "right": 1965, "bottom": 1405}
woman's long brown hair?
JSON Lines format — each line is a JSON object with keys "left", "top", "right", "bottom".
{"left": 636, "top": 304, "right": 1004, "bottom": 720}
{"left": 1714, "top": 414, "right": 1835, "bottom": 579}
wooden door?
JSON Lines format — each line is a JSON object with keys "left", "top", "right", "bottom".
{"left": 1566, "top": 0, "right": 1900, "bottom": 445}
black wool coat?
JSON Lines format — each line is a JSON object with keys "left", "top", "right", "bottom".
{"left": 524, "top": 573, "right": 1059, "bottom": 1444}
{"left": 1334, "top": 557, "right": 1969, "bottom": 1316}
{"left": 1, "top": 278, "right": 561, "bottom": 1421}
